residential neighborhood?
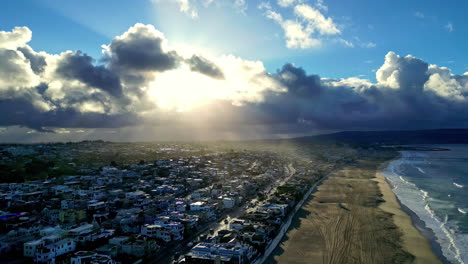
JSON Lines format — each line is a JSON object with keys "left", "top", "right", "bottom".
{"left": 0, "top": 141, "right": 355, "bottom": 264}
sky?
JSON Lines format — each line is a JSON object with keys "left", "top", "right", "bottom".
{"left": 0, "top": 0, "right": 467, "bottom": 142}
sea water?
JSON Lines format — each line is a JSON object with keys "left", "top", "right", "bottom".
{"left": 382, "top": 145, "right": 468, "bottom": 264}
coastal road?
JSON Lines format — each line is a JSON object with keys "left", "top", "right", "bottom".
{"left": 253, "top": 168, "right": 332, "bottom": 264}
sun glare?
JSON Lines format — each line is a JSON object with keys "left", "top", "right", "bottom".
{"left": 147, "top": 66, "right": 226, "bottom": 112}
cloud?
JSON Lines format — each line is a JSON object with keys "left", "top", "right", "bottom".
{"left": 186, "top": 55, "right": 225, "bottom": 79}
{"left": 293, "top": 4, "right": 339, "bottom": 35}
{"left": 338, "top": 38, "right": 354, "bottom": 48}
{"left": 152, "top": 0, "right": 248, "bottom": 18}
{"left": 261, "top": 2, "right": 340, "bottom": 49}
{"left": 1, "top": 24, "right": 468, "bottom": 139}
{"left": 55, "top": 51, "right": 123, "bottom": 97}
{"left": 234, "top": 0, "right": 247, "bottom": 13}
{"left": 206, "top": 51, "right": 468, "bottom": 132}
{"left": 265, "top": 9, "right": 320, "bottom": 49}
{"left": 315, "top": 0, "right": 327, "bottom": 12}
{"left": 152, "top": 0, "right": 198, "bottom": 18}
{"left": 277, "top": 0, "right": 301, "bottom": 7}
{"left": 281, "top": 52, "right": 468, "bottom": 130}
{"left": 445, "top": 22, "right": 454, "bottom": 32}
{"left": 0, "top": 25, "right": 284, "bottom": 132}
{"left": 0, "top": 26, "right": 32, "bottom": 49}
{"left": 103, "top": 24, "right": 180, "bottom": 73}
{"left": 414, "top": 11, "right": 424, "bottom": 18}
{"left": 361, "top": 42, "right": 376, "bottom": 48}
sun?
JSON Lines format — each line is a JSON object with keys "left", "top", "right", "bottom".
{"left": 147, "top": 66, "right": 228, "bottom": 112}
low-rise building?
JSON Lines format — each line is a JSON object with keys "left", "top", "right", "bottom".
{"left": 185, "top": 242, "right": 256, "bottom": 264}
{"left": 70, "top": 251, "right": 117, "bottom": 264}
{"left": 141, "top": 224, "right": 171, "bottom": 242}
{"left": 34, "top": 238, "right": 76, "bottom": 264}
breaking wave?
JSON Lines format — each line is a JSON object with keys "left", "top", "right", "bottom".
{"left": 382, "top": 152, "right": 467, "bottom": 264}
{"left": 416, "top": 166, "right": 426, "bottom": 174}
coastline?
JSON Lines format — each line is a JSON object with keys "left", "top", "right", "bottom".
{"left": 267, "top": 156, "right": 419, "bottom": 264}
{"left": 375, "top": 157, "right": 442, "bottom": 264}
{"left": 398, "top": 200, "right": 450, "bottom": 264}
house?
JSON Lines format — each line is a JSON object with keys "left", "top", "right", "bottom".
{"left": 24, "top": 239, "right": 45, "bottom": 258}
{"left": 154, "top": 217, "right": 184, "bottom": 240}
{"left": 125, "top": 191, "right": 146, "bottom": 200}
{"left": 70, "top": 251, "right": 117, "bottom": 264}
{"left": 223, "top": 197, "right": 235, "bottom": 209}
{"left": 34, "top": 238, "right": 76, "bottom": 264}
{"left": 185, "top": 242, "right": 256, "bottom": 264}
{"left": 58, "top": 209, "right": 86, "bottom": 224}
{"left": 75, "top": 229, "right": 114, "bottom": 244}
{"left": 68, "top": 224, "right": 94, "bottom": 237}
{"left": 168, "top": 201, "right": 186, "bottom": 212}
{"left": 95, "top": 243, "right": 119, "bottom": 258}
{"left": 108, "top": 236, "right": 129, "bottom": 246}
{"left": 229, "top": 219, "right": 246, "bottom": 231}
{"left": 141, "top": 224, "right": 171, "bottom": 242}
{"left": 190, "top": 202, "right": 210, "bottom": 211}
{"left": 121, "top": 239, "right": 158, "bottom": 257}
{"left": 87, "top": 201, "right": 107, "bottom": 211}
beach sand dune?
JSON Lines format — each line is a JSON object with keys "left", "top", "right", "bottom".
{"left": 267, "top": 155, "right": 440, "bottom": 264}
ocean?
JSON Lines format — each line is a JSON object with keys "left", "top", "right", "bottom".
{"left": 382, "top": 145, "right": 468, "bottom": 264}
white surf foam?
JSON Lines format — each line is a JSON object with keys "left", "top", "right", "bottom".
{"left": 382, "top": 152, "right": 468, "bottom": 264}
{"left": 416, "top": 167, "right": 426, "bottom": 174}
{"left": 454, "top": 182, "right": 465, "bottom": 188}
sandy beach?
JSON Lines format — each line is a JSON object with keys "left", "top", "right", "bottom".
{"left": 266, "top": 153, "right": 441, "bottom": 264}
{"left": 375, "top": 160, "right": 441, "bottom": 264}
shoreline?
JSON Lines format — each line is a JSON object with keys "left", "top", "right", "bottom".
{"left": 375, "top": 157, "right": 442, "bottom": 264}
{"left": 398, "top": 198, "right": 450, "bottom": 264}
{"left": 267, "top": 156, "right": 421, "bottom": 263}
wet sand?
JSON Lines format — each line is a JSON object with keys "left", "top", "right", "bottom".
{"left": 375, "top": 161, "right": 442, "bottom": 264}
{"left": 266, "top": 154, "right": 441, "bottom": 264}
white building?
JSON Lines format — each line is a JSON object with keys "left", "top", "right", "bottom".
{"left": 223, "top": 197, "right": 235, "bottom": 209}
{"left": 68, "top": 224, "right": 94, "bottom": 237}
{"left": 190, "top": 201, "right": 211, "bottom": 211}
{"left": 186, "top": 242, "right": 256, "bottom": 264}
{"left": 154, "top": 218, "right": 184, "bottom": 240}
{"left": 24, "top": 239, "right": 45, "bottom": 258}
{"left": 70, "top": 251, "right": 116, "bottom": 264}
{"left": 229, "top": 219, "right": 246, "bottom": 231}
{"left": 34, "top": 239, "right": 76, "bottom": 264}
{"left": 125, "top": 190, "right": 146, "bottom": 200}
{"left": 141, "top": 224, "right": 171, "bottom": 242}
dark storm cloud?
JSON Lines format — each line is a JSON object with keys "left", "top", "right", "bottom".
{"left": 275, "top": 63, "right": 321, "bottom": 97}
{"left": 0, "top": 99, "right": 139, "bottom": 131}
{"left": 17, "top": 46, "right": 47, "bottom": 74}
{"left": 187, "top": 55, "right": 225, "bottom": 79}
{"left": 237, "top": 63, "right": 376, "bottom": 127}
{"left": 105, "top": 24, "right": 180, "bottom": 72}
{"left": 56, "top": 51, "right": 123, "bottom": 97}
{"left": 244, "top": 53, "right": 468, "bottom": 131}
